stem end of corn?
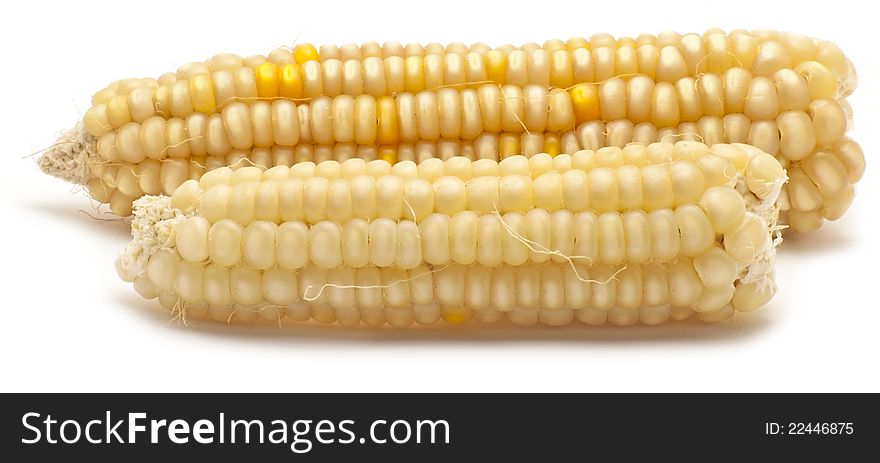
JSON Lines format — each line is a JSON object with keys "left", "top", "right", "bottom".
{"left": 38, "top": 123, "right": 92, "bottom": 186}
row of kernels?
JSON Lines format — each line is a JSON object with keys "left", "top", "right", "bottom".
{"left": 188, "top": 163, "right": 737, "bottom": 226}
{"left": 88, "top": 158, "right": 204, "bottom": 215}
{"left": 583, "top": 103, "right": 844, "bottom": 163}
{"left": 175, "top": 202, "right": 739, "bottom": 272}
{"left": 304, "top": 31, "right": 847, "bottom": 83}
{"left": 135, "top": 258, "right": 767, "bottom": 326}
{"left": 292, "top": 30, "right": 836, "bottom": 67}
{"left": 93, "top": 127, "right": 647, "bottom": 176}
{"left": 111, "top": 88, "right": 846, "bottom": 166}
{"left": 88, "top": 137, "right": 571, "bottom": 215}
{"left": 89, "top": 78, "right": 159, "bottom": 106}
{"left": 203, "top": 137, "right": 854, "bottom": 223}
{"left": 86, "top": 83, "right": 845, "bottom": 167}
{"left": 83, "top": 42, "right": 845, "bottom": 138}
{"left": 93, "top": 100, "right": 302, "bottom": 162}
{"left": 187, "top": 142, "right": 733, "bottom": 184}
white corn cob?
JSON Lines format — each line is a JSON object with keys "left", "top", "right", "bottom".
{"left": 115, "top": 141, "right": 785, "bottom": 327}
{"left": 38, "top": 29, "right": 858, "bottom": 234}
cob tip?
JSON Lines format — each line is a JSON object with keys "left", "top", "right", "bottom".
{"left": 115, "top": 195, "right": 188, "bottom": 283}
{"left": 37, "top": 123, "right": 93, "bottom": 186}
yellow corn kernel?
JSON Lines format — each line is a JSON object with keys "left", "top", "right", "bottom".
{"left": 378, "top": 146, "right": 397, "bottom": 164}
{"left": 441, "top": 306, "right": 473, "bottom": 325}
{"left": 499, "top": 133, "right": 520, "bottom": 159}
{"left": 569, "top": 83, "right": 601, "bottom": 123}
{"left": 486, "top": 50, "right": 507, "bottom": 83}
{"left": 189, "top": 73, "right": 217, "bottom": 113}
{"left": 255, "top": 61, "right": 279, "bottom": 98}
{"left": 376, "top": 96, "right": 400, "bottom": 145}
{"left": 543, "top": 134, "right": 561, "bottom": 157}
{"left": 293, "top": 44, "right": 319, "bottom": 64}
{"left": 278, "top": 63, "right": 303, "bottom": 99}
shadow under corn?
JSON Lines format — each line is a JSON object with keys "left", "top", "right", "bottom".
{"left": 21, "top": 195, "right": 131, "bottom": 239}
{"left": 778, "top": 220, "right": 858, "bottom": 255}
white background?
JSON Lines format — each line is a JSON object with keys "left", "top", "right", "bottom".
{"left": 1, "top": 0, "right": 877, "bottom": 392}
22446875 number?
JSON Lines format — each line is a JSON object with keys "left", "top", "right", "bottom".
{"left": 765, "top": 422, "right": 854, "bottom": 435}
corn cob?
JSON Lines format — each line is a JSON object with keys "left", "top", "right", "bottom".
{"left": 82, "top": 29, "right": 855, "bottom": 130}
{"left": 39, "top": 29, "right": 858, "bottom": 233}
{"left": 115, "top": 141, "right": 784, "bottom": 327}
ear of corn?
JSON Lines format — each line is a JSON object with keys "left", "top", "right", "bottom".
{"left": 116, "top": 141, "right": 784, "bottom": 327}
{"left": 39, "top": 29, "right": 859, "bottom": 234}
{"left": 81, "top": 30, "right": 856, "bottom": 132}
